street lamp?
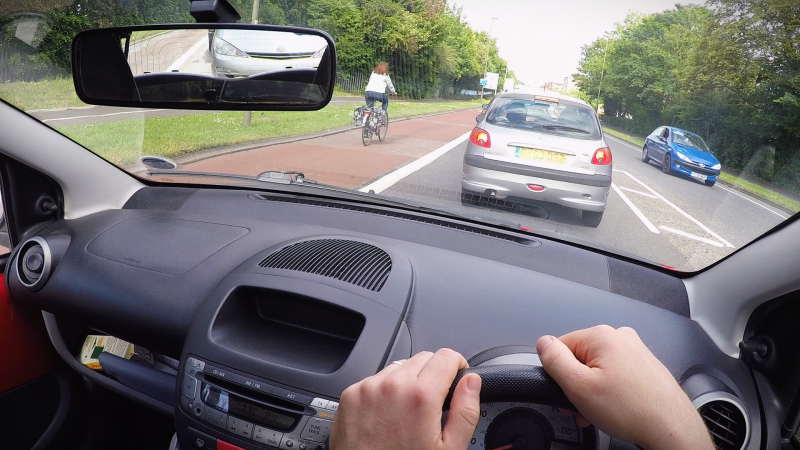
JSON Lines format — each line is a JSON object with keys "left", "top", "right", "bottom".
{"left": 480, "top": 17, "right": 498, "bottom": 100}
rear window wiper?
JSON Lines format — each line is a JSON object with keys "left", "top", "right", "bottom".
{"left": 542, "top": 125, "right": 591, "bottom": 134}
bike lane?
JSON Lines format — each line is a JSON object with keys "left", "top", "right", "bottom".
{"left": 177, "top": 108, "right": 479, "bottom": 188}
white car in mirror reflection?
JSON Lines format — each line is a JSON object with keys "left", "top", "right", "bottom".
{"left": 211, "top": 29, "right": 326, "bottom": 78}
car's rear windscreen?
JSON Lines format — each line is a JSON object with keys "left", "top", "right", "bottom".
{"left": 486, "top": 98, "right": 602, "bottom": 140}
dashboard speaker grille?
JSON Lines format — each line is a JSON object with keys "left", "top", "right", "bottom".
{"left": 259, "top": 239, "right": 392, "bottom": 292}
{"left": 699, "top": 400, "right": 746, "bottom": 450}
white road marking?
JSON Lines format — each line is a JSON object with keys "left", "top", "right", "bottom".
{"left": 606, "top": 137, "right": 791, "bottom": 220}
{"left": 610, "top": 183, "right": 660, "bottom": 234}
{"left": 615, "top": 169, "right": 735, "bottom": 248}
{"left": 359, "top": 132, "right": 470, "bottom": 194}
{"left": 605, "top": 135, "right": 642, "bottom": 151}
{"left": 42, "top": 109, "right": 169, "bottom": 123}
{"left": 618, "top": 186, "right": 659, "bottom": 199}
{"left": 166, "top": 36, "right": 207, "bottom": 72}
{"left": 715, "top": 183, "right": 789, "bottom": 219}
{"left": 658, "top": 226, "right": 724, "bottom": 247}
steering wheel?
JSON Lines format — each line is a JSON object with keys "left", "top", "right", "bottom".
{"left": 446, "top": 365, "right": 571, "bottom": 410}
{"left": 445, "top": 365, "right": 606, "bottom": 450}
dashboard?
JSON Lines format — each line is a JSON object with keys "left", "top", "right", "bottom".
{"left": 6, "top": 186, "right": 761, "bottom": 450}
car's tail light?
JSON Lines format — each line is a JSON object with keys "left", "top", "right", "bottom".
{"left": 470, "top": 127, "right": 491, "bottom": 148}
{"left": 591, "top": 147, "right": 612, "bottom": 165}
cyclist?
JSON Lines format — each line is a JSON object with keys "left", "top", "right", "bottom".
{"left": 364, "top": 62, "right": 396, "bottom": 112}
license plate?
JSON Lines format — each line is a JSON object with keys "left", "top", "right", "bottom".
{"left": 690, "top": 172, "right": 707, "bottom": 181}
{"left": 515, "top": 147, "right": 566, "bottom": 164}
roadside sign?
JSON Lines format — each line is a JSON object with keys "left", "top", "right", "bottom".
{"left": 597, "top": 104, "right": 605, "bottom": 115}
{"left": 485, "top": 72, "right": 499, "bottom": 90}
{"left": 479, "top": 78, "right": 487, "bottom": 86}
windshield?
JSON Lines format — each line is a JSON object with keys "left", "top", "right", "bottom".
{"left": 486, "top": 97, "right": 601, "bottom": 140}
{"left": 1, "top": 0, "right": 798, "bottom": 273}
{"left": 672, "top": 130, "right": 711, "bottom": 153}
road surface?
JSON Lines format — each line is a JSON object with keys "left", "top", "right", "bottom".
{"left": 144, "top": 108, "right": 788, "bottom": 272}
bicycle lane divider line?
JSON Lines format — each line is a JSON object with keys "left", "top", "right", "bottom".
{"left": 614, "top": 169, "right": 735, "bottom": 248}
{"left": 610, "top": 183, "right": 659, "bottom": 234}
{"left": 166, "top": 36, "right": 208, "bottom": 72}
{"left": 359, "top": 132, "right": 470, "bottom": 194}
{"left": 658, "top": 226, "right": 724, "bottom": 248}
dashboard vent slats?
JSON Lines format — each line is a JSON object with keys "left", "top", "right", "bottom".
{"left": 251, "top": 194, "right": 535, "bottom": 245}
{"left": 699, "top": 400, "right": 746, "bottom": 450}
{"left": 259, "top": 239, "right": 392, "bottom": 292}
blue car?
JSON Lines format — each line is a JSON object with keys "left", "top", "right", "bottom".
{"left": 642, "top": 126, "right": 721, "bottom": 186}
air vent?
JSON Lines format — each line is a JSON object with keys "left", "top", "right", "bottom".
{"left": 14, "top": 237, "right": 53, "bottom": 291}
{"left": 259, "top": 239, "right": 392, "bottom": 292}
{"left": 250, "top": 194, "right": 537, "bottom": 245}
{"left": 698, "top": 399, "right": 747, "bottom": 450}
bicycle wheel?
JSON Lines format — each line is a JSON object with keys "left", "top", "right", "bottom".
{"left": 378, "top": 111, "right": 388, "bottom": 142}
{"left": 362, "top": 123, "right": 372, "bottom": 146}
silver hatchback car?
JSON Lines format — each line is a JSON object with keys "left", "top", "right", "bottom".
{"left": 462, "top": 91, "right": 612, "bottom": 227}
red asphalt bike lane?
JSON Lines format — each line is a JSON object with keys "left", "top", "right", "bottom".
{"left": 171, "top": 108, "right": 479, "bottom": 189}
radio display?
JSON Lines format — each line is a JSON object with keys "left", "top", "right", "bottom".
{"left": 229, "top": 396, "right": 296, "bottom": 431}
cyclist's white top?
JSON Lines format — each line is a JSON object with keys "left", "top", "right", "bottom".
{"left": 365, "top": 72, "right": 396, "bottom": 95}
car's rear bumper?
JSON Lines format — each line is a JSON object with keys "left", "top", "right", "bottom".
{"left": 462, "top": 155, "right": 610, "bottom": 212}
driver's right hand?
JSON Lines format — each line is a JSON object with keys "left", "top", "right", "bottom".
{"left": 536, "top": 325, "right": 715, "bottom": 450}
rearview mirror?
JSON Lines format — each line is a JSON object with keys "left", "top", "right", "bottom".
{"left": 481, "top": 104, "right": 489, "bottom": 110}
{"left": 476, "top": 115, "right": 483, "bottom": 124}
{"left": 71, "top": 24, "right": 335, "bottom": 111}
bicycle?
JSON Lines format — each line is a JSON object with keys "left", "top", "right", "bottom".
{"left": 353, "top": 106, "right": 388, "bottom": 146}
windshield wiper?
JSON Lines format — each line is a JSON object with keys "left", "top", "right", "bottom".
{"left": 542, "top": 125, "right": 591, "bottom": 134}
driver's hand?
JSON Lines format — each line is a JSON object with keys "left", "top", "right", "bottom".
{"left": 537, "top": 326, "right": 714, "bottom": 450}
{"left": 330, "top": 349, "right": 482, "bottom": 450}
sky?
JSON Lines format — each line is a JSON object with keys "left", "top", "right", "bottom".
{"left": 451, "top": 0, "right": 695, "bottom": 87}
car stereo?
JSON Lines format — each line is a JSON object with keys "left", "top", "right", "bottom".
{"left": 180, "top": 355, "right": 337, "bottom": 450}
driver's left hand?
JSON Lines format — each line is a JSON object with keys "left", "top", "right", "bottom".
{"left": 330, "top": 349, "right": 482, "bottom": 450}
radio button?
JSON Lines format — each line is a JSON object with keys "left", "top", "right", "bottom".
{"left": 300, "top": 418, "right": 332, "bottom": 442}
{"left": 253, "top": 426, "right": 284, "bottom": 447}
{"left": 273, "top": 387, "right": 312, "bottom": 405}
{"left": 204, "top": 405, "right": 228, "bottom": 429}
{"left": 325, "top": 402, "right": 338, "bottom": 412}
{"left": 187, "top": 357, "right": 206, "bottom": 372}
{"left": 310, "top": 398, "right": 329, "bottom": 409}
{"left": 182, "top": 375, "right": 198, "bottom": 400}
{"left": 186, "top": 427, "right": 216, "bottom": 450}
{"left": 242, "top": 377, "right": 274, "bottom": 394}
{"left": 227, "top": 417, "right": 254, "bottom": 439}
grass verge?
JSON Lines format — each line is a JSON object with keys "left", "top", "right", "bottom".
{"left": 602, "top": 126, "right": 645, "bottom": 148}
{"left": 57, "top": 100, "right": 481, "bottom": 166}
{"left": 0, "top": 78, "right": 86, "bottom": 111}
{"left": 601, "top": 124, "right": 800, "bottom": 212}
